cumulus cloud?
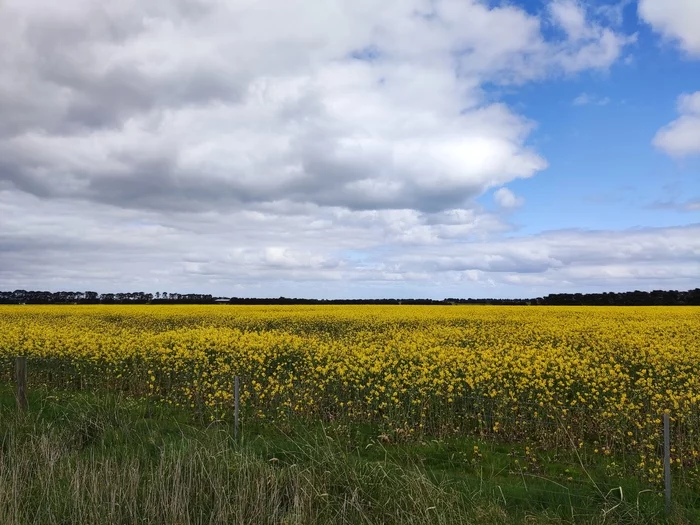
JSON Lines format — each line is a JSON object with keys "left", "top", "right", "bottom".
{"left": 653, "top": 92, "right": 700, "bottom": 157}
{"left": 494, "top": 188, "right": 524, "bottom": 209}
{"left": 0, "top": 0, "right": 634, "bottom": 216}
{"left": 550, "top": 0, "right": 601, "bottom": 41}
{"left": 0, "top": 0, "right": 667, "bottom": 297}
{"left": 639, "top": 0, "right": 700, "bottom": 56}
{"left": 547, "top": 0, "right": 636, "bottom": 72}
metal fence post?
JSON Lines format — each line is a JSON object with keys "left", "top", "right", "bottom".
{"left": 664, "top": 412, "right": 671, "bottom": 516}
{"left": 15, "top": 356, "right": 28, "bottom": 412}
{"left": 234, "top": 375, "right": 240, "bottom": 440}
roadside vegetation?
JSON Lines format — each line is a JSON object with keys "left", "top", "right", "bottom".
{"left": 1, "top": 387, "right": 696, "bottom": 524}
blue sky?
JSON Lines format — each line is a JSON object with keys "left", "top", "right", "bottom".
{"left": 487, "top": 0, "right": 700, "bottom": 234}
{"left": 0, "top": 0, "right": 698, "bottom": 298}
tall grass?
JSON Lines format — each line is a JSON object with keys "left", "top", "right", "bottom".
{"left": 0, "top": 391, "right": 692, "bottom": 524}
{"left": 0, "top": 395, "right": 495, "bottom": 525}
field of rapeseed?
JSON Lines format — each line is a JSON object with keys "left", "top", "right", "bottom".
{"left": 1, "top": 305, "right": 699, "bottom": 487}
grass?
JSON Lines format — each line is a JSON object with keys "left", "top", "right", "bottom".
{"left": 0, "top": 387, "right": 696, "bottom": 524}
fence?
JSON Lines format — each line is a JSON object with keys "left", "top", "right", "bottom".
{"left": 3, "top": 355, "right": 699, "bottom": 518}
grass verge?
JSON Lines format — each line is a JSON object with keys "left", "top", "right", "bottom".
{"left": 0, "top": 387, "right": 695, "bottom": 524}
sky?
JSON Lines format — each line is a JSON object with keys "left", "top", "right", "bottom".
{"left": 0, "top": 0, "right": 698, "bottom": 299}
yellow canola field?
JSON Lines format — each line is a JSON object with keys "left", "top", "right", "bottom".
{"left": 1, "top": 305, "right": 699, "bottom": 482}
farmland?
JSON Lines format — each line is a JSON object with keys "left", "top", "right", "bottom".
{"left": 1, "top": 305, "right": 700, "bottom": 523}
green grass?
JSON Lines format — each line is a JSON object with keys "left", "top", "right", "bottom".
{"left": 0, "top": 387, "right": 696, "bottom": 524}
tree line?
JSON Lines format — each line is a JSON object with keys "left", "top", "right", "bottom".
{"left": 0, "top": 291, "right": 213, "bottom": 304}
{"left": 1, "top": 288, "right": 699, "bottom": 306}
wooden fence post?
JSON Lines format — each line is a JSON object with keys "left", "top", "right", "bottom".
{"left": 664, "top": 412, "right": 671, "bottom": 516}
{"left": 234, "top": 375, "right": 240, "bottom": 441}
{"left": 16, "top": 356, "right": 28, "bottom": 412}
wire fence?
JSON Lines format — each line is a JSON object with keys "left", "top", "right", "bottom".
{"left": 2, "top": 355, "right": 699, "bottom": 517}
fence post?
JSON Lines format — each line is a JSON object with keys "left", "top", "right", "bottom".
{"left": 664, "top": 412, "right": 671, "bottom": 516}
{"left": 234, "top": 375, "right": 240, "bottom": 441}
{"left": 15, "top": 356, "right": 28, "bottom": 412}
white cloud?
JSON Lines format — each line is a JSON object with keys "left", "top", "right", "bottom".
{"left": 572, "top": 93, "right": 610, "bottom": 106}
{"left": 678, "top": 92, "right": 700, "bottom": 114}
{"left": 639, "top": 0, "right": 700, "bottom": 56}
{"left": 397, "top": 224, "right": 700, "bottom": 291}
{"left": 573, "top": 93, "right": 592, "bottom": 105}
{"left": 494, "top": 188, "right": 524, "bottom": 209}
{"left": 0, "top": 0, "right": 634, "bottom": 215}
{"left": 547, "top": 0, "right": 636, "bottom": 73}
{"left": 0, "top": 0, "right": 653, "bottom": 296}
{"left": 550, "top": 0, "right": 590, "bottom": 41}
{"left": 653, "top": 92, "right": 700, "bottom": 157}
{"left": 2, "top": 191, "right": 698, "bottom": 297}
{"left": 596, "top": 0, "right": 632, "bottom": 27}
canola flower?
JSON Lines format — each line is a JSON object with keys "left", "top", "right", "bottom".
{"left": 1, "top": 304, "right": 699, "bottom": 485}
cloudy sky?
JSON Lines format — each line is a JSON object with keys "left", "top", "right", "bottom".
{"left": 1, "top": 0, "right": 698, "bottom": 298}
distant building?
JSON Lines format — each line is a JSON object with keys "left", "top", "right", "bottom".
{"left": 214, "top": 298, "right": 230, "bottom": 304}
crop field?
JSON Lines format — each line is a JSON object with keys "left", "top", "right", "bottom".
{"left": 1, "top": 305, "right": 699, "bottom": 488}
{"left": 0, "top": 305, "right": 700, "bottom": 523}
